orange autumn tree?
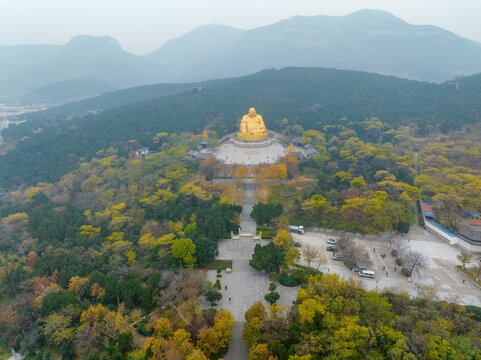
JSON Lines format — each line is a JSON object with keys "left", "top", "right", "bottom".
{"left": 267, "top": 163, "right": 287, "bottom": 180}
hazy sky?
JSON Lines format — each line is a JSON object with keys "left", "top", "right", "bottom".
{"left": 1, "top": 0, "right": 480, "bottom": 55}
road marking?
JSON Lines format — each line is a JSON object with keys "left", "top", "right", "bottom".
{"left": 322, "top": 239, "right": 331, "bottom": 269}
{"left": 438, "top": 266, "right": 462, "bottom": 285}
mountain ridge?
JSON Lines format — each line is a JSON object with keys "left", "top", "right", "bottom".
{"left": 2, "top": 9, "right": 481, "bottom": 102}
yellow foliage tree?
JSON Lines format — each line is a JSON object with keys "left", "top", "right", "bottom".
{"left": 179, "top": 183, "right": 209, "bottom": 200}
{"left": 148, "top": 317, "right": 173, "bottom": 338}
{"left": 79, "top": 225, "right": 100, "bottom": 238}
{"left": 1, "top": 212, "right": 29, "bottom": 232}
{"left": 68, "top": 276, "right": 89, "bottom": 296}
{"left": 127, "top": 250, "right": 138, "bottom": 265}
{"left": 214, "top": 309, "right": 235, "bottom": 347}
{"left": 42, "top": 313, "right": 75, "bottom": 345}
{"left": 196, "top": 327, "right": 222, "bottom": 358}
{"left": 298, "top": 298, "right": 325, "bottom": 325}
{"left": 248, "top": 343, "right": 277, "bottom": 360}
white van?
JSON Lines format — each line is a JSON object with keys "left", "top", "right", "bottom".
{"left": 359, "top": 270, "right": 375, "bottom": 278}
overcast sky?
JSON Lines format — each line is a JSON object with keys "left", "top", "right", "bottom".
{"left": 1, "top": 0, "right": 480, "bottom": 55}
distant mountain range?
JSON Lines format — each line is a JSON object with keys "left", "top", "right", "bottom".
{"left": 1, "top": 9, "right": 481, "bottom": 103}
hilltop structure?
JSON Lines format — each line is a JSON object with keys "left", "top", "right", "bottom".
{"left": 237, "top": 107, "right": 268, "bottom": 142}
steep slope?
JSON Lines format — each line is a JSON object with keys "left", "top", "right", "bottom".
{"left": 1, "top": 67, "right": 481, "bottom": 187}
{"left": 177, "top": 9, "right": 481, "bottom": 82}
{"left": 0, "top": 36, "right": 165, "bottom": 98}
{"left": 147, "top": 24, "right": 244, "bottom": 82}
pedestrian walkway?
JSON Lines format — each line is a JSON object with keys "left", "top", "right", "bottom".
{"left": 240, "top": 182, "right": 257, "bottom": 234}
{"left": 213, "top": 180, "right": 298, "bottom": 360}
{"left": 223, "top": 322, "right": 248, "bottom": 360}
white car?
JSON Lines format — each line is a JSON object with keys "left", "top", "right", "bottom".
{"left": 327, "top": 238, "right": 337, "bottom": 244}
{"left": 359, "top": 270, "right": 375, "bottom": 278}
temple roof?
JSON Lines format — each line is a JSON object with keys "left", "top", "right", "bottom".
{"left": 459, "top": 225, "right": 481, "bottom": 244}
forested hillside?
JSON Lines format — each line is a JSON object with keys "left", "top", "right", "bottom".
{"left": 1, "top": 67, "right": 480, "bottom": 188}
{"left": 244, "top": 274, "right": 481, "bottom": 359}
{"left": 0, "top": 136, "right": 239, "bottom": 358}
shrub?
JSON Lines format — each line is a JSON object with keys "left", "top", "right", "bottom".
{"left": 256, "top": 225, "right": 273, "bottom": 239}
{"left": 249, "top": 242, "right": 285, "bottom": 273}
{"left": 279, "top": 269, "right": 319, "bottom": 287}
{"left": 465, "top": 305, "right": 481, "bottom": 321}
{"left": 39, "top": 290, "right": 80, "bottom": 317}
{"left": 269, "top": 283, "right": 277, "bottom": 291}
{"left": 205, "top": 289, "right": 222, "bottom": 304}
{"left": 269, "top": 272, "right": 279, "bottom": 282}
{"left": 251, "top": 203, "right": 283, "bottom": 225}
{"left": 279, "top": 271, "right": 303, "bottom": 287}
{"left": 264, "top": 292, "right": 280, "bottom": 304}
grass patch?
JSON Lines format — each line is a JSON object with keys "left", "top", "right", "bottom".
{"left": 267, "top": 184, "right": 300, "bottom": 203}
{"left": 292, "top": 263, "right": 322, "bottom": 272}
{"left": 256, "top": 225, "right": 273, "bottom": 239}
{"left": 458, "top": 266, "right": 481, "bottom": 286}
{"left": 0, "top": 346, "right": 10, "bottom": 360}
{"left": 206, "top": 260, "right": 233, "bottom": 270}
{"left": 300, "top": 167, "right": 318, "bottom": 179}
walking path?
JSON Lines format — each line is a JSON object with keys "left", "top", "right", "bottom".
{"left": 240, "top": 182, "right": 257, "bottom": 234}
{"left": 223, "top": 322, "right": 248, "bottom": 360}
{"left": 210, "top": 180, "right": 298, "bottom": 360}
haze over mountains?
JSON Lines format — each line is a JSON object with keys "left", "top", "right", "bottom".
{"left": 2, "top": 9, "right": 481, "bottom": 103}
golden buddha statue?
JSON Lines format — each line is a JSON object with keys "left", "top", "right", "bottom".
{"left": 237, "top": 107, "right": 268, "bottom": 141}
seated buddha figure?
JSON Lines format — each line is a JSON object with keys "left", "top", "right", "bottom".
{"left": 237, "top": 107, "right": 268, "bottom": 141}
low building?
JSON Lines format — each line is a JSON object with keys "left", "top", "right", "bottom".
{"left": 135, "top": 147, "right": 150, "bottom": 156}
{"left": 303, "top": 143, "right": 320, "bottom": 158}
{"left": 422, "top": 203, "right": 436, "bottom": 219}
{"left": 458, "top": 225, "right": 481, "bottom": 252}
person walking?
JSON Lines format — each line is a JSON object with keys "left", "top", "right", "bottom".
{"left": 225, "top": 285, "right": 228, "bottom": 290}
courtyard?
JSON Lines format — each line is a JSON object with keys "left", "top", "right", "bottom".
{"left": 214, "top": 141, "right": 287, "bottom": 166}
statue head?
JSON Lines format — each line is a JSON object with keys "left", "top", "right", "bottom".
{"left": 248, "top": 107, "right": 256, "bottom": 116}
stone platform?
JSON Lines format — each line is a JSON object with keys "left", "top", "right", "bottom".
{"left": 214, "top": 139, "right": 287, "bottom": 165}
{"left": 232, "top": 137, "right": 273, "bottom": 148}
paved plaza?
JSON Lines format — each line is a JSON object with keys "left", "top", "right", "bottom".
{"left": 214, "top": 141, "right": 287, "bottom": 165}
{"left": 207, "top": 181, "right": 298, "bottom": 359}
{"left": 206, "top": 182, "right": 298, "bottom": 320}
{"left": 207, "top": 237, "right": 299, "bottom": 320}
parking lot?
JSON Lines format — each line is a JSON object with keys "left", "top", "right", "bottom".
{"left": 292, "top": 224, "right": 481, "bottom": 306}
